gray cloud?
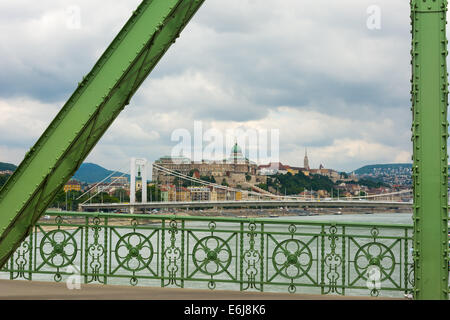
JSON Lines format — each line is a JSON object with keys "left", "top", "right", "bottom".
{"left": 0, "top": 0, "right": 432, "bottom": 172}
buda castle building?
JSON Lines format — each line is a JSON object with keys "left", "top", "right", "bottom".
{"left": 152, "top": 143, "right": 267, "bottom": 187}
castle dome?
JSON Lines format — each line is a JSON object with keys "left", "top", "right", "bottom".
{"left": 227, "top": 142, "right": 247, "bottom": 163}
{"left": 231, "top": 142, "right": 242, "bottom": 154}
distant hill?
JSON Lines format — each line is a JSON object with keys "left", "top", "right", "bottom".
{"left": 72, "top": 163, "right": 128, "bottom": 184}
{"left": 0, "top": 161, "right": 127, "bottom": 184}
{"left": 354, "top": 163, "right": 412, "bottom": 175}
{"left": 0, "top": 162, "right": 17, "bottom": 172}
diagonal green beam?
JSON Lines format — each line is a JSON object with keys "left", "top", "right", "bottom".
{"left": 411, "top": 0, "right": 449, "bottom": 299}
{"left": 0, "top": 0, "right": 206, "bottom": 268}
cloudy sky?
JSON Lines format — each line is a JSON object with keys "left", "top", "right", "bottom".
{"left": 0, "top": 0, "right": 429, "bottom": 172}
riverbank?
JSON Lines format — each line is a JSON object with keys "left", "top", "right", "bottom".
{"left": 36, "top": 207, "right": 411, "bottom": 231}
{"left": 180, "top": 206, "right": 411, "bottom": 218}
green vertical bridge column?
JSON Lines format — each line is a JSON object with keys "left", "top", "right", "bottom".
{"left": 411, "top": 0, "right": 449, "bottom": 299}
{"left": 0, "top": 0, "right": 206, "bottom": 267}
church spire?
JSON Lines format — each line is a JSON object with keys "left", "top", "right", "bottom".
{"left": 304, "top": 147, "right": 310, "bottom": 170}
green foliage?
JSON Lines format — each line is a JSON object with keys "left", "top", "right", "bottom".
{"left": 339, "top": 172, "right": 349, "bottom": 179}
{"left": 353, "top": 178, "right": 389, "bottom": 189}
{"left": 267, "top": 172, "right": 335, "bottom": 195}
{"left": 200, "top": 175, "right": 216, "bottom": 183}
{"left": 172, "top": 171, "right": 182, "bottom": 186}
{"left": 354, "top": 163, "right": 412, "bottom": 175}
{"left": 136, "top": 184, "right": 162, "bottom": 202}
{"left": 112, "top": 188, "right": 129, "bottom": 202}
{"left": 257, "top": 183, "right": 268, "bottom": 191}
{"left": 221, "top": 178, "right": 229, "bottom": 186}
{"left": 180, "top": 174, "right": 216, "bottom": 187}
{"left": 49, "top": 187, "right": 126, "bottom": 211}
{"left": 189, "top": 169, "right": 199, "bottom": 177}
{"left": 182, "top": 180, "right": 190, "bottom": 188}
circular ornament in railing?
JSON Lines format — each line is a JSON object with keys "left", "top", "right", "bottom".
{"left": 288, "top": 284, "right": 297, "bottom": 293}
{"left": 130, "top": 276, "right": 138, "bottom": 286}
{"left": 354, "top": 242, "right": 395, "bottom": 282}
{"left": 329, "top": 225, "right": 338, "bottom": 235}
{"left": 169, "top": 219, "right": 178, "bottom": 229}
{"left": 208, "top": 280, "right": 216, "bottom": 290}
{"left": 370, "top": 227, "right": 380, "bottom": 237}
{"left": 115, "top": 232, "right": 153, "bottom": 272}
{"left": 370, "top": 288, "right": 380, "bottom": 297}
{"left": 92, "top": 217, "right": 101, "bottom": 225}
{"left": 288, "top": 224, "right": 297, "bottom": 234}
{"left": 208, "top": 221, "right": 217, "bottom": 231}
{"left": 54, "top": 273, "right": 62, "bottom": 282}
{"left": 55, "top": 216, "right": 63, "bottom": 225}
{"left": 272, "top": 239, "right": 312, "bottom": 279}
{"left": 192, "top": 236, "right": 232, "bottom": 276}
{"left": 40, "top": 230, "right": 78, "bottom": 268}
{"left": 248, "top": 222, "right": 257, "bottom": 232}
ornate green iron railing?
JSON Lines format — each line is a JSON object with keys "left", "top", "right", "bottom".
{"left": 0, "top": 212, "right": 423, "bottom": 298}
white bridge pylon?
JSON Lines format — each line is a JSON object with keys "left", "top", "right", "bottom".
{"left": 130, "top": 158, "right": 148, "bottom": 213}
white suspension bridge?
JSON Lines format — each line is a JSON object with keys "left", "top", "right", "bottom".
{"left": 77, "top": 158, "right": 414, "bottom": 213}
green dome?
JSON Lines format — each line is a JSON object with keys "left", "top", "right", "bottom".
{"left": 231, "top": 143, "right": 242, "bottom": 154}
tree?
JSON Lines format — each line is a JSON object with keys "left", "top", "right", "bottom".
{"left": 340, "top": 172, "right": 349, "bottom": 179}
{"left": 357, "top": 178, "right": 389, "bottom": 188}
{"left": 136, "top": 184, "right": 162, "bottom": 202}
{"left": 265, "top": 171, "right": 336, "bottom": 195}
{"left": 113, "top": 188, "right": 129, "bottom": 202}
{"left": 189, "top": 169, "right": 200, "bottom": 177}
{"left": 50, "top": 189, "right": 87, "bottom": 211}
{"left": 257, "top": 183, "right": 268, "bottom": 191}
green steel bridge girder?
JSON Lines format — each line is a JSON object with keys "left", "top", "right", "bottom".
{"left": 411, "top": 0, "right": 449, "bottom": 299}
{"left": 0, "top": 0, "right": 206, "bottom": 267}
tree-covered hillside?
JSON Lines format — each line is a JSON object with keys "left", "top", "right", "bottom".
{"left": 354, "top": 163, "right": 412, "bottom": 175}
{"left": 0, "top": 162, "right": 17, "bottom": 172}
{"left": 258, "top": 172, "right": 336, "bottom": 195}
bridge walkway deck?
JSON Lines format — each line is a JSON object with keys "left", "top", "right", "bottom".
{"left": 0, "top": 280, "right": 399, "bottom": 300}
